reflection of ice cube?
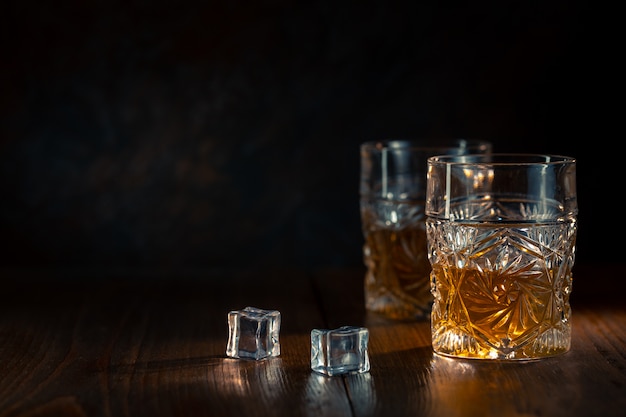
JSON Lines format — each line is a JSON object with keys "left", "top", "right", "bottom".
{"left": 311, "top": 326, "right": 370, "bottom": 376}
{"left": 226, "top": 306, "right": 281, "bottom": 360}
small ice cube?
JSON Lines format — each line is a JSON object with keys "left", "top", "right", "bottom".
{"left": 226, "top": 306, "right": 281, "bottom": 360}
{"left": 311, "top": 326, "right": 370, "bottom": 376}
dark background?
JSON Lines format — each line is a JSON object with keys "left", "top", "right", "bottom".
{"left": 0, "top": 1, "right": 616, "bottom": 272}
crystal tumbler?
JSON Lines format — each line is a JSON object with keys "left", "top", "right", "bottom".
{"left": 359, "top": 139, "right": 492, "bottom": 320}
{"left": 425, "top": 154, "right": 577, "bottom": 360}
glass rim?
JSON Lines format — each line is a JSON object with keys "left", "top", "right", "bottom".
{"left": 360, "top": 138, "right": 492, "bottom": 153}
{"left": 428, "top": 153, "right": 576, "bottom": 166}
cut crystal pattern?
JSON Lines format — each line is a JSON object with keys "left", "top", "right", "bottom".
{"left": 427, "top": 218, "right": 576, "bottom": 360}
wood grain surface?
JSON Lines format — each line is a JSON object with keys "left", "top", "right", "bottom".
{"left": 1, "top": 263, "right": 624, "bottom": 417}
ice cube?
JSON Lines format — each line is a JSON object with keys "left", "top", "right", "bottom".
{"left": 226, "top": 306, "right": 281, "bottom": 360}
{"left": 311, "top": 326, "right": 370, "bottom": 376}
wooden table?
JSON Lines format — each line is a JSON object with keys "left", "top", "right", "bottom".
{"left": 1, "top": 263, "right": 624, "bottom": 417}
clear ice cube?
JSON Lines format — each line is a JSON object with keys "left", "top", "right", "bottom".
{"left": 226, "top": 306, "right": 281, "bottom": 360}
{"left": 311, "top": 326, "right": 370, "bottom": 376}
